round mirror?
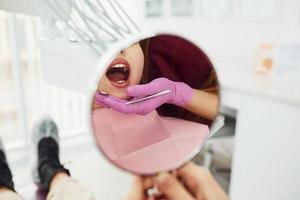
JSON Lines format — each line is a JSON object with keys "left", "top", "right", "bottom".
{"left": 90, "top": 34, "right": 220, "bottom": 175}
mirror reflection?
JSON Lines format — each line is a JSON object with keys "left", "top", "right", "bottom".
{"left": 91, "top": 34, "right": 220, "bottom": 174}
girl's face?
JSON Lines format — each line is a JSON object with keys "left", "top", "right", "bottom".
{"left": 93, "top": 43, "right": 144, "bottom": 109}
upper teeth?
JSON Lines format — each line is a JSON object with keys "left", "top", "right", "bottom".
{"left": 112, "top": 64, "right": 126, "bottom": 68}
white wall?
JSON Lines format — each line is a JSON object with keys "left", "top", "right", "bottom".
{"left": 120, "top": 0, "right": 300, "bottom": 70}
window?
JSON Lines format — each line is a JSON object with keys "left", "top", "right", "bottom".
{"left": 0, "top": 11, "right": 88, "bottom": 150}
{"left": 171, "top": 0, "right": 194, "bottom": 16}
{"left": 145, "top": 0, "right": 164, "bottom": 17}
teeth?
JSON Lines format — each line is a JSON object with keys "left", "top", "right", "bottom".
{"left": 112, "top": 64, "right": 126, "bottom": 68}
{"left": 116, "top": 80, "right": 126, "bottom": 83}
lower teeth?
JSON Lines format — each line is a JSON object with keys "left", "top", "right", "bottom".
{"left": 116, "top": 80, "right": 126, "bottom": 83}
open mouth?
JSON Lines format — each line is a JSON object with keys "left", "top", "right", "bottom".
{"left": 106, "top": 58, "right": 130, "bottom": 88}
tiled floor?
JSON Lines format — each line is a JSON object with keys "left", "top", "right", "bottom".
{"left": 6, "top": 135, "right": 132, "bottom": 200}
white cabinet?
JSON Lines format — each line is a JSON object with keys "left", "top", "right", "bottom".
{"left": 219, "top": 66, "right": 300, "bottom": 200}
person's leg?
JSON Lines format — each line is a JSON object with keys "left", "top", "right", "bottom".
{"left": 0, "top": 138, "right": 24, "bottom": 200}
{"left": 33, "top": 117, "right": 95, "bottom": 200}
{"left": 32, "top": 117, "right": 70, "bottom": 191}
{"left": 46, "top": 174, "right": 95, "bottom": 200}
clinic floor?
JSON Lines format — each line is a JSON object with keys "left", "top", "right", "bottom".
{"left": 8, "top": 134, "right": 132, "bottom": 200}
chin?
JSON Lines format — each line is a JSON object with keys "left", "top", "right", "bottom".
{"left": 110, "top": 89, "right": 129, "bottom": 100}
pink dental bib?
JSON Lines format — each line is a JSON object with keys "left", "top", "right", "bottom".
{"left": 92, "top": 109, "right": 209, "bottom": 174}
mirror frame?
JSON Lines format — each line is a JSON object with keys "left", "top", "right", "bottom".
{"left": 86, "top": 30, "right": 221, "bottom": 175}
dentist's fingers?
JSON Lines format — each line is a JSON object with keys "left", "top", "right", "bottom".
{"left": 94, "top": 93, "right": 110, "bottom": 107}
{"left": 95, "top": 92, "right": 107, "bottom": 100}
{"left": 102, "top": 97, "right": 141, "bottom": 114}
{"left": 127, "top": 78, "right": 178, "bottom": 97}
{"left": 132, "top": 95, "right": 170, "bottom": 115}
{"left": 96, "top": 90, "right": 170, "bottom": 115}
{"left": 127, "top": 78, "right": 166, "bottom": 97}
{"left": 101, "top": 96, "right": 164, "bottom": 115}
{"left": 155, "top": 173, "right": 195, "bottom": 200}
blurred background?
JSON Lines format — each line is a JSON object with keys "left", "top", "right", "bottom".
{"left": 0, "top": 0, "right": 300, "bottom": 199}
{"left": 0, "top": 13, "right": 88, "bottom": 149}
{"left": 1, "top": 0, "right": 299, "bottom": 150}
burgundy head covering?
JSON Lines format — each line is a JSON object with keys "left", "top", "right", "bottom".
{"left": 146, "top": 35, "right": 218, "bottom": 126}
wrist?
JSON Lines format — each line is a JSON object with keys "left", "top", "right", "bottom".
{"left": 170, "top": 82, "right": 193, "bottom": 106}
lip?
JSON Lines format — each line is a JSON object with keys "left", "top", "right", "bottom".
{"left": 106, "top": 58, "right": 130, "bottom": 88}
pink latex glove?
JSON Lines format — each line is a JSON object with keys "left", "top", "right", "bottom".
{"left": 96, "top": 78, "right": 193, "bottom": 115}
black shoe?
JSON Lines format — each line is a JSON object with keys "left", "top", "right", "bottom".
{"left": 32, "top": 117, "right": 70, "bottom": 191}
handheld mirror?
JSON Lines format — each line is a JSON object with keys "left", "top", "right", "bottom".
{"left": 90, "top": 34, "right": 220, "bottom": 175}
{"left": 35, "top": 0, "right": 220, "bottom": 175}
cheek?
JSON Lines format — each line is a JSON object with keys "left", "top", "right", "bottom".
{"left": 130, "top": 52, "right": 144, "bottom": 84}
{"left": 132, "top": 64, "right": 144, "bottom": 84}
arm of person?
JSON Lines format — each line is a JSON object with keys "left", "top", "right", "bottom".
{"left": 182, "top": 89, "right": 219, "bottom": 120}
{"left": 95, "top": 78, "right": 219, "bottom": 119}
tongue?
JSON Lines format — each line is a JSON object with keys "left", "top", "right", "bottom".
{"left": 107, "top": 72, "right": 127, "bottom": 82}
{"left": 106, "top": 67, "right": 129, "bottom": 83}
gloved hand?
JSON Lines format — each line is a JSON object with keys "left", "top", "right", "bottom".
{"left": 95, "top": 77, "right": 193, "bottom": 115}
